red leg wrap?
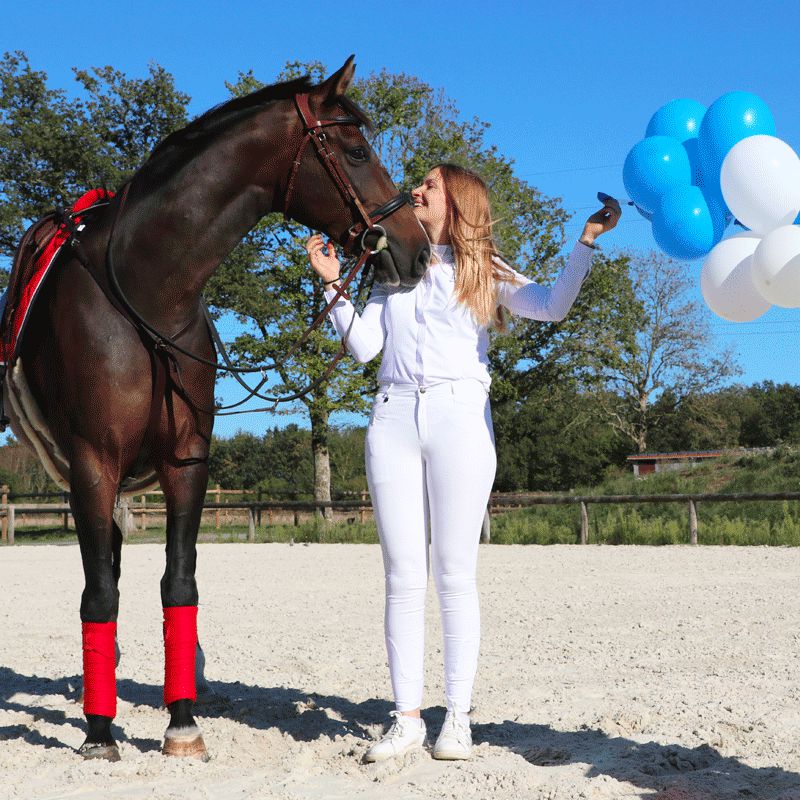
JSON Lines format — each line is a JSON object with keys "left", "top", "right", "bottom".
{"left": 163, "top": 606, "right": 198, "bottom": 706}
{"left": 82, "top": 621, "right": 117, "bottom": 718}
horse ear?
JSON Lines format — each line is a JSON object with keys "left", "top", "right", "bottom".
{"left": 320, "top": 55, "right": 356, "bottom": 106}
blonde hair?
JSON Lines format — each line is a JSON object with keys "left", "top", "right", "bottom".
{"left": 434, "top": 163, "right": 517, "bottom": 328}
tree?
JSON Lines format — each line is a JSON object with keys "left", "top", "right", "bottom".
{"left": 488, "top": 250, "right": 642, "bottom": 404}
{"left": 0, "top": 51, "right": 189, "bottom": 261}
{"left": 597, "top": 252, "right": 740, "bottom": 453}
{"left": 493, "top": 384, "right": 629, "bottom": 491}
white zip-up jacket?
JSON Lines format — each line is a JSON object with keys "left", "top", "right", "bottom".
{"left": 324, "top": 241, "right": 594, "bottom": 388}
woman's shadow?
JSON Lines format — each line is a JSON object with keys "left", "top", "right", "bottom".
{"left": 2, "top": 665, "right": 799, "bottom": 799}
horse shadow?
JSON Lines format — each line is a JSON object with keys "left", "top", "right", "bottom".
{"left": 2, "top": 665, "right": 800, "bottom": 799}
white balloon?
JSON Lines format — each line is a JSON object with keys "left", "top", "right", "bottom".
{"left": 720, "top": 135, "right": 800, "bottom": 234}
{"left": 752, "top": 224, "right": 800, "bottom": 307}
{"left": 701, "top": 232, "right": 770, "bottom": 321}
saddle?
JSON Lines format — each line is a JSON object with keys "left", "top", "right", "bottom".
{"left": 0, "top": 188, "right": 114, "bottom": 366}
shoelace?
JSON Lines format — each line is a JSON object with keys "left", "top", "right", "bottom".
{"left": 385, "top": 710, "right": 416, "bottom": 739}
{"left": 442, "top": 713, "right": 471, "bottom": 743}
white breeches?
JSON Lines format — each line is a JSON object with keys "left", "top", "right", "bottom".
{"left": 365, "top": 379, "right": 497, "bottom": 713}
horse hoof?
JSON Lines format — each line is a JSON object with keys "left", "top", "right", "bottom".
{"left": 162, "top": 727, "right": 209, "bottom": 761}
{"left": 78, "top": 741, "right": 121, "bottom": 762}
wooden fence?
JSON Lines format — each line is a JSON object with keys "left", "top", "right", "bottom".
{"left": 2, "top": 485, "right": 800, "bottom": 546}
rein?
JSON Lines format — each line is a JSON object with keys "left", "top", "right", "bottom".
{"left": 100, "top": 92, "right": 411, "bottom": 413}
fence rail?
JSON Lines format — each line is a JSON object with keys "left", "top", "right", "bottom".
{"left": 3, "top": 486, "right": 800, "bottom": 546}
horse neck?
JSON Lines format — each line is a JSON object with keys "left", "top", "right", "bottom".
{"left": 114, "top": 107, "right": 294, "bottom": 327}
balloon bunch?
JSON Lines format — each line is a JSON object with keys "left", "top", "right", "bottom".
{"left": 702, "top": 130, "right": 800, "bottom": 321}
{"left": 624, "top": 92, "right": 800, "bottom": 322}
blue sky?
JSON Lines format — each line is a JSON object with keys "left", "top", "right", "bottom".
{"left": 3, "top": 1, "right": 800, "bottom": 436}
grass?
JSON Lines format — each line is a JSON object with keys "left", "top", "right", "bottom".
{"left": 11, "top": 505, "right": 800, "bottom": 547}
{"left": 8, "top": 448, "right": 800, "bottom": 546}
{"left": 9, "top": 519, "right": 381, "bottom": 546}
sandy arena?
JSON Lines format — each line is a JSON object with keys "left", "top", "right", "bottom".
{"left": 1, "top": 542, "right": 799, "bottom": 800}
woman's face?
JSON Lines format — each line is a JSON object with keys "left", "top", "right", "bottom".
{"left": 411, "top": 169, "right": 449, "bottom": 236}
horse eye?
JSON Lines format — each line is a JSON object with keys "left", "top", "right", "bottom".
{"left": 349, "top": 147, "right": 369, "bottom": 162}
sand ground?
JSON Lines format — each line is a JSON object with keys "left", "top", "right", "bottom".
{"left": 1, "top": 542, "right": 800, "bottom": 800}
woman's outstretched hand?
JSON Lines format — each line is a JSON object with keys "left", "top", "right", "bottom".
{"left": 305, "top": 234, "right": 341, "bottom": 284}
{"left": 581, "top": 197, "right": 622, "bottom": 246}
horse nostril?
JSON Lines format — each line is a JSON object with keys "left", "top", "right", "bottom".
{"left": 414, "top": 246, "right": 430, "bottom": 278}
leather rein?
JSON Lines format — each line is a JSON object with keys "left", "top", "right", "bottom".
{"left": 101, "top": 92, "right": 412, "bottom": 414}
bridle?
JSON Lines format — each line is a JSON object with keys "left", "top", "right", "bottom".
{"left": 100, "top": 92, "right": 415, "bottom": 414}
{"left": 283, "top": 92, "right": 412, "bottom": 256}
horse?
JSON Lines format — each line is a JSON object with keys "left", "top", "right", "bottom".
{"left": 3, "top": 56, "right": 429, "bottom": 762}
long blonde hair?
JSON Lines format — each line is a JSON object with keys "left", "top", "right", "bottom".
{"left": 434, "top": 163, "right": 516, "bottom": 328}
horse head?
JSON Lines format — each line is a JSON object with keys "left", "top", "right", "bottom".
{"left": 282, "top": 57, "right": 430, "bottom": 288}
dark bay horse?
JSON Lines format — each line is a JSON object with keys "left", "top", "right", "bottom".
{"left": 5, "top": 56, "right": 429, "bottom": 761}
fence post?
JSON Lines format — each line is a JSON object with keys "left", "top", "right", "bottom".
{"left": 1, "top": 485, "right": 7, "bottom": 543}
{"left": 8, "top": 504, "right": 14, "bottom": 545}
{"left": 480, "top": 507, "right": 491, "bottom": 544}
{"left": 118, "top": 498, "right": 130, "bottom": 541}
{"left": 580, "top": 501, "right": 589, "bottom": 544}
{"left": 215, "top": 483, "right": 221, "bottom": 530}
{"left": 247, "top": 507, "right": 256, "bottom": 542}
{"left": 688, "top": 499, "right": 698, "bottom": 545}
{"left": 62, "top": 491, "right": 69, "bottom": 531}
{"left": 257, "top": 489, "right": 262, "bottom": 527}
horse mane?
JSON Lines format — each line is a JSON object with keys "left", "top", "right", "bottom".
{"left": 137, "top": 75, "right": 372, "bottom": 182}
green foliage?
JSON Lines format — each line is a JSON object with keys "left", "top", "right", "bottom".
{"left": 207, "top": 425, "right": 367, "bottom": 495}
{"left": 489, "top": 252, "right": 642, "bottom": 404}
{"left": 0, "top": 440, "right": 60, "bottom": 494}
{"left": 488, "top": 447, "right": 800, "bottom": 545}
{"left": 0, "top": 51, "right": 189, "bottom": 259}
{"left": 493, "top": 384, "right": 629, "bottom": 491}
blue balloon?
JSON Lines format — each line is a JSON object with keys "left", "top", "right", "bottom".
{"left": 623, "top": 136, "right": 692, "bottom": 215}
{"left": 652, "top": 185, "right": 727, "bottom": 260}
{"left": 646, "top": 98, "right": 707, "bottom": 143}
{"left": 698, "top": 91, "right": 776, "bottom": 199}
{"left": 683, "top": 138, "right": 732, "bottom": 217}
{"left": 634, "top": 203, "right": 653, "bottom": 221}
{"left": 795, "top": 212, "right": 800, "bottom": 225}
{"left": 683, "top": 138, "right": 704, "bottom": 187}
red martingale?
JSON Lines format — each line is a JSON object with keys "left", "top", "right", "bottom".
{"left": 163, "top": 606, "right": 198, "bottom": 706}
{"left": 82, "top": 621, "right": 117, "bottom": 718}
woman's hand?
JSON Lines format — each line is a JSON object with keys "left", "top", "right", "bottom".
{"left": 305, "top": 234, "right": 341, "bottom": 284}
{"left": 580, "top": 197, "right": 622, "bottom": 246}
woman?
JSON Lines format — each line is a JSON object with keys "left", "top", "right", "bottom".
{"left": 306, "top": 164, "right": 620, "bottom": 762}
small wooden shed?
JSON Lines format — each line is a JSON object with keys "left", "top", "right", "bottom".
{"left": 626, "top": 450, "right": 724, "bottom": 478}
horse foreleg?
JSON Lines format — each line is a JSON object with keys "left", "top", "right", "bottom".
{"left": 70, "top": 459, "right": 122, "bottom": 762}
{"left": 157, "top": 459, "right": 209, "bottom": 761}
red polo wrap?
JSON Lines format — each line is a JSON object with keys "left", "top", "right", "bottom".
{"left": 163, "top": 606, "right": 198, "bottom": 705}
{"left": 81, "top": 621, "right": 117, "bottom": 718}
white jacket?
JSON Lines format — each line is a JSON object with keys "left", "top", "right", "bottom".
{"left": 324, "top": 241, "right": 594, "bottom": 388}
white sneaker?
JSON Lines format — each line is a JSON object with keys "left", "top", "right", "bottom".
{"left": 364, "top": 711, "right": 427, "bottom": 763}
{"left": 432, "top": 711, "right": 472, "bottom": 760}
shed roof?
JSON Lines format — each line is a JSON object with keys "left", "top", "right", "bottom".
{"left": 626, "top": 451, "right": 724, "bottom": 463}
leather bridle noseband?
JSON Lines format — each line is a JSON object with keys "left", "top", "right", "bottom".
{"left": 100, "top": 92, "right": 415, "bottom": 413}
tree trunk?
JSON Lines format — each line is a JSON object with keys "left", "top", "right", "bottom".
{"left": 636, "top": 392, "right": 649, "bottom": 453}
{"left": 310, "top": 405, "right": 333, "bottom": 521}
